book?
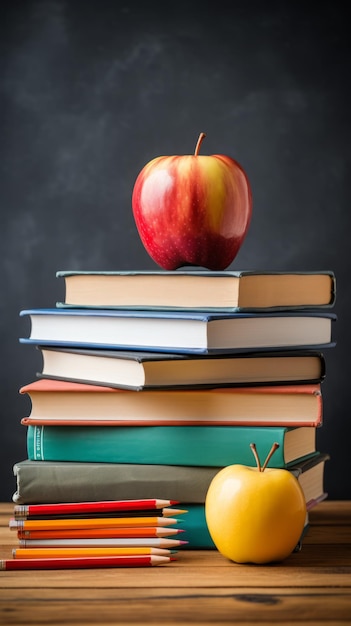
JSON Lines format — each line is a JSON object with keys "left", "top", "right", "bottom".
{"left": 12, "top": 453, "right": 328, "bottom": 508}
{"left": 19, "top": 308, "right": 336, "bottom": 354}
{"left": 25, "top": 424, "right": 317, "bottom": 466}
{"left": 12, "top": 461, "right": 223, "bottom": 504}
{"left": 56, "top": 269, "right": 336, "bottom": 311}
{"left": 288, "top": 452, "right": 330, "bottom": 510}
{"left": 36, "top": 347, "right": 326, "bottom": 390}
{"left": 19, "top": 379, "right": 323, "bottom": 427}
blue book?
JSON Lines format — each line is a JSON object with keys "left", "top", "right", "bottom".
{"left": 19, "top": 308, "right": 336, "bottom": 354}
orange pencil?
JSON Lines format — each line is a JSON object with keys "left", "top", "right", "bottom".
{"left": 0, "top": 555, "right": 175, "bottom": 570}
{"left": 17, "top": 527, "right": 185, "bottom": 539}
{"left": 10, "top": 516, "right": 180, "bottom": 531}
{"left": 13, "top": 547, "right": 175, "bottom": 559}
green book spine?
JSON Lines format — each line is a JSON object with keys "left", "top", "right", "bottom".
{"left": 27, "top": 425, "right": 303, "bottom": 467}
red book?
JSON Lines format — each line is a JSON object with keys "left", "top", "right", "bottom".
{"left": 20, "top": 379, "right": 323, "bottom": 427}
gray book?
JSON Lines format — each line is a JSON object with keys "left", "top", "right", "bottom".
{"left": 13, "top": 453, "right": 329, "bottom": 509}
{"left": 12, "top": 460, "right": 221, "bottom": 505}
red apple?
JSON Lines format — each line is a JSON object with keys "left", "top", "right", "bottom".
{"left": 132, "top": 133, "right": 252, "bottom": 270}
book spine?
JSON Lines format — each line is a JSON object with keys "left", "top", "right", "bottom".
{"left": 26, "top": 425, "right": 290, "bottom": 467}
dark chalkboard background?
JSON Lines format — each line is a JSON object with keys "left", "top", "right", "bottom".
{"left": 1, "top": 1, "right": 350, "bottom": 501}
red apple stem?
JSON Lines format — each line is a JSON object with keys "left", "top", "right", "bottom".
{"left": 261, "top": 442, "right": 280, "bottom": 472}
{"left": 250, "top": 443, "right": 261, "bottom": 472}
{"left": 194, "top": 132, "right": 206, "bottom": 156}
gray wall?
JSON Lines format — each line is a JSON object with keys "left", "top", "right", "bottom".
{"left": 1, "top": 0, "right": 350, "bottom": 501}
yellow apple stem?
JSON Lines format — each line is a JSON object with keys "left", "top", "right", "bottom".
{"left": 249, "top": 443, "right": 262, "bottom": 472}
{"left": 261, "top": 442, "right": 280, "bottom": 472}
{"left": 250, "top": 442, "right": 280, "bottom": 472}
{"left": 194, "top": 132, "right": 206, "bottom": 156}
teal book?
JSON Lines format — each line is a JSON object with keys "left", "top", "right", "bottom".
{"left": 174, "top": 504, "right": 214, "bottom": 549}
{"left": 26, "top": 424, "right": 317, "bottom": 467}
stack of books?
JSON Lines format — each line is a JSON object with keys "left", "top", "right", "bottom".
{"left": 13, "top": 269, "right": 336, "bottom": 550}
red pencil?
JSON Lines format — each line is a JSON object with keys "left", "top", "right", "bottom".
{"left": 13, "top": 508, "right": 188, "bottom": 520}
{"left": 13, "top": 499, "right": 179, "bottom": 518}
{"left": 0, "top": 555, "right": 175, "bottom": 570}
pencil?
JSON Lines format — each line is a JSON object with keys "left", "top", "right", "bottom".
{"left": 0, "top": 555, "right": 175, "bottom": 570}
{"left": 18, "top": 537, "right": 188, "bottom": 548}
{"left": 13, "top": 499, "right": 180, "bottom": 518}
{"left": 17, "top": 527, "right": 185, "bottom": 539}
{"left": 10, "top": 516, "right": 180, "bottom": 531}
{"left": 13, "top": 547, "right": 175, "bottom": 558}
{"left": 13, "top": 508, "right": 188, "bottom": 520}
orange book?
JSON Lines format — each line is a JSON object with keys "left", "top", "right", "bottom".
{"left": 20, "top": 379, "right": 323, "bottom": 427}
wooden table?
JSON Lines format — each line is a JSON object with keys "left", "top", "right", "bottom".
{"left": 1, "top": 500, "right": 350, "bottom": 625}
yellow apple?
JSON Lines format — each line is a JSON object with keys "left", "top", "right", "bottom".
{"left": 205, "top": 443, "right": 307, "bottom": 564}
